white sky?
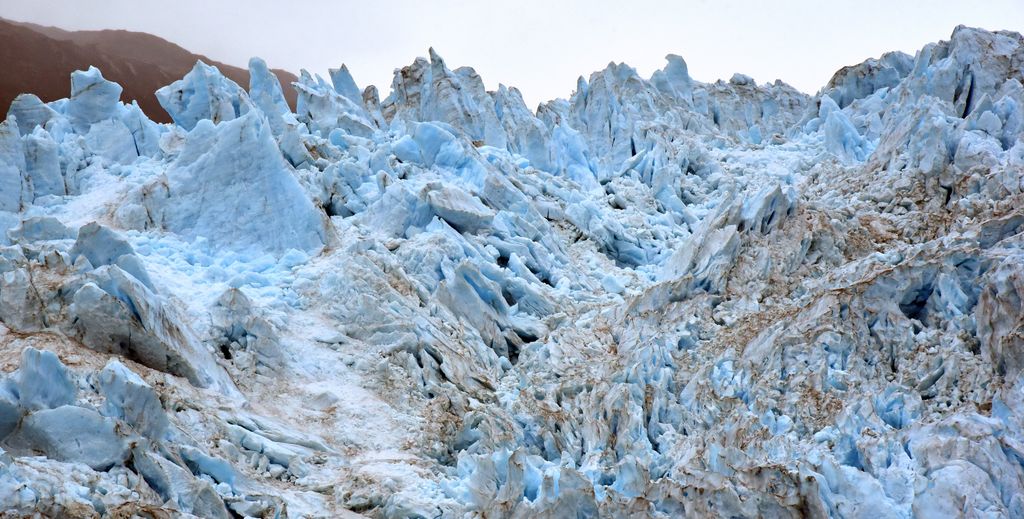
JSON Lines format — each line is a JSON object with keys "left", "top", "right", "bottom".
{"left": 3, "top": 0, "right": 1023, "bottom": 107}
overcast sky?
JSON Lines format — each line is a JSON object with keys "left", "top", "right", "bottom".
{"left": 3, "top": 0, "right": 1023, "bottom": 107}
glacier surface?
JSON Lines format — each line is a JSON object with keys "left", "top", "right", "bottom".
{"left": 0, "top": 25, "right": 1023, "bottom": 518}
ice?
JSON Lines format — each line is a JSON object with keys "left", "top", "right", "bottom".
{"left": 382, "top": 48, "right": 508, "bottom": 148}
{"left": 493, "top": 85, "right": 554, "bottom": 171}
{"left": 247, "top": 57, "right": 291, "bottom": 135}
{"left": 11, "top": 406, "right": 128, "bottom": 471}
{"left": 295, "top": 68, "right": 377, "bottom": 138}
{"left": 822, "top": 51, "right": 913, "bottom": 109}
{"left": 156, "top": 61, "right": 254, "bottom": 131}
{"left": 131, "top": 448, "right": 234, "bottom": 518}
{"left": 421, "top": 182, "right": 496, "bottom": 233}
{"left": 0, "top": 24, "right": 1022, "bottom": 518}
{"left": 69, "top": 222, "right": 154, "bottom": 290}
{"left": 97, "top": 359, "right": 169, "bottom": 439}
{"left": 130, "top": 111, "right": 327, "bottom": 255}
{"left": 977, "top": 252, "right": 1024, "bottom": 374}
{"left": 816, "top": 94, "right": 871, "bottom": 161}
{"left": 7, "top": 94, "right": 59, "bottom": 136}
{"left": 0, "top": 391, "right": 17, "bottom": 439}
{"left": 120, "top": 101, "right": 164, "bottom": 158}
{"left": 70, "top": 270, "right": 202, "bottom": 383}
{"left": 22, "top": 127, "right": 64, "bottom": 197}
{"left": 329, "top": 64, "right": 364, "bottom": 105}
{"left": 67, "top": 66, "right": 123, "bottom": 133}
{"left": 14, "top": 348, "right": 76, "bottom": 412}
{"left": 0, "top": 117, "right": 27, "bottom": 212}
{"left": 651, "top": 54, "right": 695, "bottom": 105}
{"left": 210, "top": 288, "right": 284, "bottom": 376}
{"left": 84, "top": 118, "right": 138, "bottom": 164}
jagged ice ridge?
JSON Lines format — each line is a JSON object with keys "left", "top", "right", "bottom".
{"left": 1, "top": 24, "right": 1024, "bottom": 518}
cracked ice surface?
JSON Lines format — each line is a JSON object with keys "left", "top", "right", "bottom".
{"left": 1, "top": 25, "right": 1024, "bottom": 518}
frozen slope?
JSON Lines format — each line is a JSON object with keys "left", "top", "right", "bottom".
{"left": 0, "top": 25, "right": 1023, "bottom": 518}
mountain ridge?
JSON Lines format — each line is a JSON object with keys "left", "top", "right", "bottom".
{"left": 0, "top": 17, "right": 297, "bottom": 123}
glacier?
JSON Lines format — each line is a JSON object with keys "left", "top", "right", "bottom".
{"left": 0, "top": 24, "right": 1023, "bottom": 518}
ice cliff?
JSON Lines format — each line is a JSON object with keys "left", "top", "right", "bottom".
{"left": 1, "top": 25, "right": 1023, "bottom": 518}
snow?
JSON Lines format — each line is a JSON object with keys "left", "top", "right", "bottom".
{"left": 0, "top": 23, "right": 1023, "bottom": 518}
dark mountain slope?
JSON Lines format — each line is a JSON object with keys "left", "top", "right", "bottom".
{"left": 0, "top": 18, "right": 297, "bottom": 123}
